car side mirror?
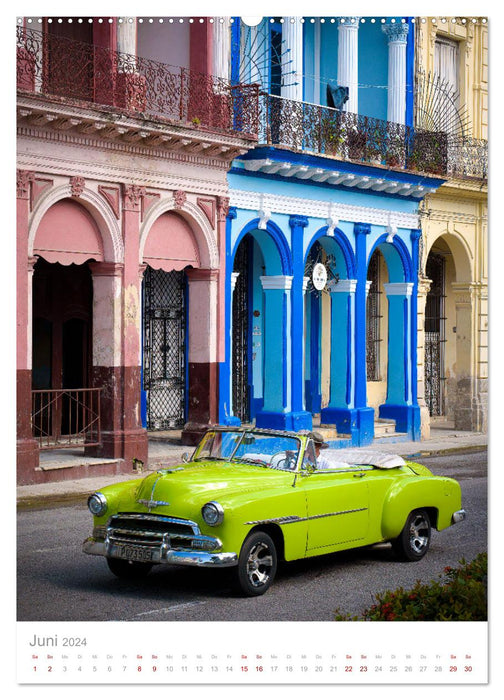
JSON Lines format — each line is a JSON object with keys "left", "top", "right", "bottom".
{"left": 182, "top": 452, "right": 190, "bottom": 463}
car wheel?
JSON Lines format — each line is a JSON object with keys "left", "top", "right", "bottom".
{"left": 106, "top": 557, "right": 153, "bottom": 580}
{"left": 392, "top": 509, "right": 431, "bottom": 561}
{"left": 236, "top": 531, "right": 277, "bottom": 596}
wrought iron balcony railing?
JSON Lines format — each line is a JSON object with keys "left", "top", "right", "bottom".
{"left": 259, "top": 93, "right": 487, "bottom": 181}
{"left": 16, "top": 27, "right": 259, "bottom": 138}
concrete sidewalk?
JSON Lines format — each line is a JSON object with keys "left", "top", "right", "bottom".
{"left": 16, "top": 427, "right": 488, "bottom": 507}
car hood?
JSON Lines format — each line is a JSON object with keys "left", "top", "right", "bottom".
{"left": 133, "top": 460, "right": 293, "bottom": 509}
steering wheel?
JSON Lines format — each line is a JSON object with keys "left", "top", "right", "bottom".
{"left": 270, "top": 451, "right": 296, "bottom": 470}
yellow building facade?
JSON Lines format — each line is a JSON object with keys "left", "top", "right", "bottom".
{"left": 414, "top": 17, "right": 488, "bottom": 437}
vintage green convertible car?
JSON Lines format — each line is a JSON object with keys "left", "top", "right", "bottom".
{"left": 82, "top": 427, "right": 466, "bottom": 596}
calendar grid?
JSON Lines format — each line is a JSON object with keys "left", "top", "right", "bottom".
{"left": 17, "top": 621, "right": 488, "bottom": 684}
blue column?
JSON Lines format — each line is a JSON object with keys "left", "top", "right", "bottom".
{"left": 379, "top": 281, "right": 419, "bottom": 437}
{"left": 289, "top": 215, "right": 312, "bottom": 431}
{"left": 255, "top": 275, "right": 298, "bottom": 430}
{"left": 219, "top": 206, "right": 240, "bottom": 425}
{"left": 352, "top": 223, "right": 375, "bottom": 445}
{"left": 321, "top": 280, "right": 358, "bottom": 435}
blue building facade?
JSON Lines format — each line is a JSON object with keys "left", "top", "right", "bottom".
{"left": 219, "top": 17, "right": 444, "bottom": 447}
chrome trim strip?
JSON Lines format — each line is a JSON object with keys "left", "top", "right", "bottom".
{"left": 245, "top": 508, "right": 368, "bottom": 526}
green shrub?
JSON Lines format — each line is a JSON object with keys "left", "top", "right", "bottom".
{"left": 335, "top": 552, "right": 487, "bottom": 621}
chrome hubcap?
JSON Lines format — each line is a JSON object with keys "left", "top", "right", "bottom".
{"left": 409, "top": 515, "right": 430, "bottom": 554}
{"left": 246, "top": 542, "right": 274, "bottom": 587}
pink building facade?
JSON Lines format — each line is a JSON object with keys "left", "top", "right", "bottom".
{"left": 16, "top": 17, "right": 257, "bottom": 484}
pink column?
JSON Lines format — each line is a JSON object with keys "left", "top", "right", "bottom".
{"left": 182, "top": 268, "right": 220, "bottom": 444}
{"left": 17, "top": 170, "right": 39, "bottom": 482}
{"left": 121, "top": 185, "right": 148, "bottom": 466}
{"left": 88, "top": 184, "right": 148, "bottom": 469}
{"left": 216, "top": 196, "right": 229, "bottom": 363}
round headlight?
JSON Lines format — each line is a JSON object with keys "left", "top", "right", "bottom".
{"left": 87, "top": 492, "right": 108, "bottom": 517}
{"left": 201, "top": 501, "right": 224, "bottom": 526}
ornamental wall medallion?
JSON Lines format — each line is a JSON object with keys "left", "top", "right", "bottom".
{"left": 70, "top": 176, "right": 85, "bottom": 198}
{"left": 173, "top": 190, "right": 187, "bottom": 209}
{"left": 123, "top": 184, "right": 146, "bottom": 211}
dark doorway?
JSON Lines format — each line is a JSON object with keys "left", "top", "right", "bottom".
{"left": 142, "top": 267, "right": 187, "bottom": 430}
{"left": 425, "top": 252, "right": 446, "bottom": 415}
{"left": 31, "top": 259, "right": 93, "bottom": 444}
{"left": 232, "top": 238, "right": 251, "bottom": 423}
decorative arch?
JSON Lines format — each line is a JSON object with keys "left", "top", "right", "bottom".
{"left": 232, "top": 218, "right": 292, "bottom": 276}
{"left": 140, "top": 198, "right": 219, "bottom": 270}
{"left": 426, "top": 231, "right": 473, "bottom": 283}
{"left": 29, "top": 184, "right": 123, "bottom": 263}
{"left": 305, "top": 226, "right": 357, "bottom": 279}
{"left": 367, "top": 233, "right": 414, "bottom": 283}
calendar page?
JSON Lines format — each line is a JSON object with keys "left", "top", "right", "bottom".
{"left": 13, "top": 1, "right": 492, "bottom": 693}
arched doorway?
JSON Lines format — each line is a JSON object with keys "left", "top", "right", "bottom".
{"left": 424, "top": 233, "right": 473, "bottom": 428}
{"left": 229, "top": 225, "right": 289, "bottom": 427}
{"left": 30, "top": 198, "right": 104, "bottom": 448}
{"left": 366, "top": 237, "right": 418, "bottom": 436}
{"left": 141, "top": 210, "right": 199, "bottom": 431}
{"left": 304, "top": 233, "right": 353, "bottom": 420}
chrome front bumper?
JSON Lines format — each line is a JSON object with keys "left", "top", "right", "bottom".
{"left": 452, "top": 509, "right": 467, "bottom": 524}
{"left": 82, "top": 537, "right": 238, "bottom": 568}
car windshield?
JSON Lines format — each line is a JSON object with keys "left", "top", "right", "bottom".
{"left": 193, "top": 431, "right": 301, "bottom": 471}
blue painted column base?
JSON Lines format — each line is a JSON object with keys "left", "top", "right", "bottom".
{"left": 379, "top": 404, "right": 421, "bottom": 440}
{"left": 256, "top": 410, "right": 313, "bottom": 432}
{"left": 320, "top": 406, "right": 375, "bottom": 446}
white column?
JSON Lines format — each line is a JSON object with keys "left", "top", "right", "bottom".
{"left": 213, "top": 17, "right": 231, "bottom": 81}
{"left": 117, "top": 18, "right": 137, "bottom": 56}
{"left": 382, "top": 23, "right": 409, "bottom": 125}
{"left": 281, "top": 17, "right": 304, "bottom": 101}
{"left": 338, "top": 17, "right": 360, "bottom": 113}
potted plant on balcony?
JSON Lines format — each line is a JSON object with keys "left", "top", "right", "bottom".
{"left": 386, "top": 135, "right": 405, "bottom": 169}
{"left": 347, "top": 126, "right": 366, "bottom": 161}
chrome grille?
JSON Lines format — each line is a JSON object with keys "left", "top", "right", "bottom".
{"left": 107, "top": 513, "right": 198, "bottom": 550}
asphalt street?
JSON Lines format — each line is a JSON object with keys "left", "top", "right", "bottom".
{"left": 16, "top": 450, "right": 487, "bottom": 622}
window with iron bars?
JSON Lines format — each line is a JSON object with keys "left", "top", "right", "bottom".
{"left": 366, "top": 252, "right": 382, "bottom": 381}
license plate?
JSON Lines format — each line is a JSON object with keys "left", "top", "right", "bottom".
{"left": 116, "top": 545, "right": 154, "bottom": 562}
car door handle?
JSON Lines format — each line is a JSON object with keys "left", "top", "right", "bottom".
{"left": 353, "top": 472, "right": 366, "bottom": 478}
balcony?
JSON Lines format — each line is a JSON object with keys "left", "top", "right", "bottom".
{"left": 259, "top": 93, "right": 487, "bottom": 181}
{"left": 16, "top": 27, "right": 259, "bottom": 139}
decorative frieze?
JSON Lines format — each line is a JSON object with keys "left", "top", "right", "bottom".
{"left": 229, "top": 189, "right": 420, "bottom": 230}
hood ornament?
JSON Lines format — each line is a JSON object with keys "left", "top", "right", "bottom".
{"left": 137, "top": 498, "right": 170, "bottom": 511}
{"left": 136, "top": 472, "right": 172, "bottom": 512}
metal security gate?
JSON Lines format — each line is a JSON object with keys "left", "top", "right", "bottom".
{"left": 366, "top": 251, "right": 382, "bottom": 381}
{"left": 232, "top": 239, "right": 250, "bottom": 422}
{"left": 425, "top": 253, "right": 446, "bottom": 415}
{"left": 143, "top": 267, "right": 186, "bottom": 430}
